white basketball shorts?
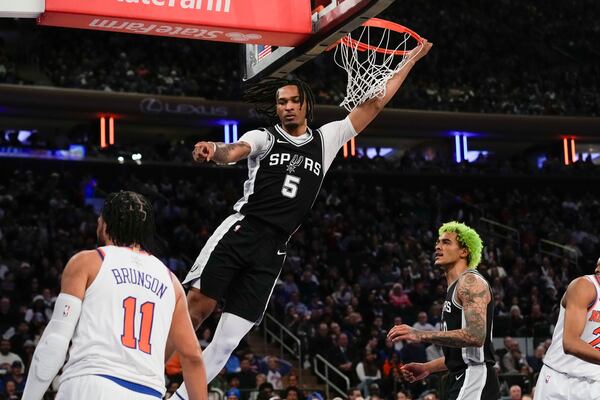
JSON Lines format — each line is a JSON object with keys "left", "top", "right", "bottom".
{"left": 535, "top": 364, "right": 600, "bottom": 400}
{"left": 57, "top": 375, "right": 163, "bottom": 400}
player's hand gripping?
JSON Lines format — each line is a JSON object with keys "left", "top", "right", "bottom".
{"left": 408, "top": 39, "right": 433, "bottom": 64}
{"left": 192, "top": 141, "right": 216, "bottom": 163}
{"left": 387, "top": 324, "right": 421, "bottom": 343}
{"left": 400, "top": 363, "right": 430, "bottom": 383}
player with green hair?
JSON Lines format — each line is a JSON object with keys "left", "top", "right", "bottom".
{"left": 388, "top": 221, "right": 500, "bottom": 400}
{"left": 438, "top": 221, "right": 483, "bottom": 269}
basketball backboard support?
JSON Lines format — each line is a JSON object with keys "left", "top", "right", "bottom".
{"left": 242, "top": 0, "right": 395, "bottom": 83}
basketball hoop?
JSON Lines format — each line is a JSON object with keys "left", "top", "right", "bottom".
{"left": 333, "top": 18, "right": 424, "bottom": 111}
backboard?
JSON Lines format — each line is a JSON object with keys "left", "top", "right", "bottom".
{"left": 242, "top": 0, "right": 395, "bottom": 83}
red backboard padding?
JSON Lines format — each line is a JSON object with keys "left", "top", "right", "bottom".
{"left": 38, "top": 0, "right": 312, "bottom": 46}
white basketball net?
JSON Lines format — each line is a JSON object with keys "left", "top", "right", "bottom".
{"left": 334, "top": 23, "right": 423, "bottom": 112}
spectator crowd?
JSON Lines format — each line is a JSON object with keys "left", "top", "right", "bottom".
{"left": 1, "top": 156, "right": 598, "bottom": 399}
{"left": 0, "top": 2, "right": 598, "bottom": 397}
{"left": 0, "top": 0, "right": 598, "bottom": 116}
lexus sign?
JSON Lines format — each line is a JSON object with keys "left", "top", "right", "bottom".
{"left": 139, "top": 98, "right": 228, "bottom": 117}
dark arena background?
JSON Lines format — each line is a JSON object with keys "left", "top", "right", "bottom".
{"left": 0, "top": 0, "right": 599, "bottom": 399}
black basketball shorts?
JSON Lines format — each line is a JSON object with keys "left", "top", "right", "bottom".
{"left": 183, "top": 213, "right": 287, "bottom": 323}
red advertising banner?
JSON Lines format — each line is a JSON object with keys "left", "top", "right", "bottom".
{"left": 38, "top": 0, "right": 312, "bottom": 46}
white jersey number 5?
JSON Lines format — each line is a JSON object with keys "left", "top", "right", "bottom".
{"left": 282, "top": 174, "right": 301, "bottom": 198}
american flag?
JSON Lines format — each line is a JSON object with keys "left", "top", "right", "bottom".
{"left": 257, "top": 45, "right": 272, "bottom": 61}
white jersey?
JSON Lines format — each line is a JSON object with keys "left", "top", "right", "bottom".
{"left": 543, "top": 274, "right": 600, "bottom": 381}
{"left": 60, "top": 246, "right": 176, "bottom": 396}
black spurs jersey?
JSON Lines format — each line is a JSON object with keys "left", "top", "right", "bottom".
{"left": 441, "top": 270, "right": 496, "bottom": 371}
{"left": 234, "top": 125, "right": 326, "bottom": 236}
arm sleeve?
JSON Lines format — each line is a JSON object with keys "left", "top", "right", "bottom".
{"left": 237, "top": 129, "right": 271, "bottom": 158}
{"left": 22, "top": 293, "right": 82, "bottom": 400}
{"left": 319, "top": 116, "right": 358, "bottom": 174}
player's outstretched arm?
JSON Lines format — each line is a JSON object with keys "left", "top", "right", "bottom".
{"left": 192, "top": 141, "right": 252, "bottom": 165}
{"left": 388, "top": 273, "right": 489, "bottom": 348}
{"left": 22, "top": 251, "right": 99, "bottom": 400}
{"left": 168, "top": 279, "right": 208, "bottom": 400}
{"left": 562, "top": 277, "right": 600, "bottom": 364}
{"left": 348, "top": 39, "right": 433, "bottom": 134}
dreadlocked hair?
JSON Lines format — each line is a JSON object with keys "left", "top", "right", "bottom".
{"left": 243, "top": 77, "right": 315, "bottom": 125}
{"left": 101, "top": 191, "right": 156, "bottom": 251}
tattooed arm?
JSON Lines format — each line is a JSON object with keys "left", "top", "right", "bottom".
{"left": 192, "top": 141, "right": 252, "bottom": 165}
{"left": 387, "top": 273, "right": 490, "bottom": 348}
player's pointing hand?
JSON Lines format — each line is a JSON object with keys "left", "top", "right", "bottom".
{"left": 192, "top": 141, "right": 216, "bottom": 163}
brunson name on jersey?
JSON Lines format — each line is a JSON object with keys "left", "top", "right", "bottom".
{"left": 111, "top": 268, "right": 169, "bottom": 299}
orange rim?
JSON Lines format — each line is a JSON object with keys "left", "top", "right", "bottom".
{"left": 338, "top": 18, "right": 423, "bottom": 56}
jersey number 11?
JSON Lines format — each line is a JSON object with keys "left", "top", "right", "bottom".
{"left": 121, "top": 296, "right": 155, "bottom": 354}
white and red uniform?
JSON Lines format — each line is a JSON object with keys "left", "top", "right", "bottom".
{"left": 57, "top": 246, "right": 176, "bottom": 400}
{"left": 536, "top": 274, "right": 600, "bottom": 400}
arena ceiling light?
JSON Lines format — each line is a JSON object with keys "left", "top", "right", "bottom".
{"left": 451, "top": 131, "right": 481, "bottom": 163}
{"left": 563, "top": 137, "right": 577, "bottom": 165}
{"left": 99, "top": 116, "right": 116, "bottom": 149}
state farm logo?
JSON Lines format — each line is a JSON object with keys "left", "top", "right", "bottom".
{"left": 117, "top": 0, "right": 232, "bottom": 13}
{"left": 140, "top": 98, "right": 228, "bottom": 117}
{"left": 88, "top": 20, "right": 263, "bottom": 43}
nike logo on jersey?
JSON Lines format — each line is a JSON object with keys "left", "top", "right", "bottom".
{"left": 276, "top": 139, "right": 288, "bottom": 143}
{"left": 455, "top": 373, "right": 464, "bottom": 381}
{"left": 277, "top": 250, "right": 286, "bottom": 256}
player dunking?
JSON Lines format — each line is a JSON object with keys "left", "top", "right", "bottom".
{"left": 22, "top": 191, "right": 207, "bottom": 400}
{"left": 171, "top": 41, "right": 432, "bottom": 398}
{"left": 387, "top": 222, "right": 500, "bottom": 400}
{"left": 534, "top": 259, "right": 600, "bottom": 399}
